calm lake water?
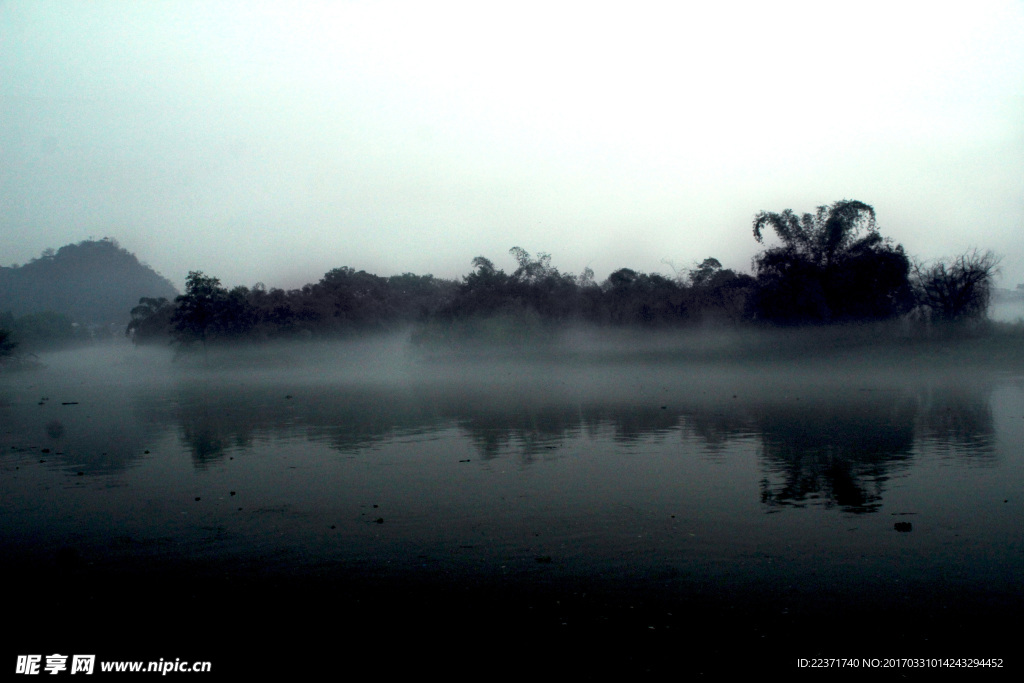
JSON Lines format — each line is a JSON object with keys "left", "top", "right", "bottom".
{"left": 2, "top": 339, "right": 1022, "bottom": 676}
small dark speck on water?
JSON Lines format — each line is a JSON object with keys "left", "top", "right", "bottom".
{"left": 230, "top": 491, "right": 236, "bottom": 496}
{"left": 76, "top": 471, "right": 83, "bottom": 476}
{"left": 895, "top": 522, "right": 912, "bottom": 532}
{"left": 535, "top": 556, "right": 553, "bottom": 564}
{"left": 375, "top": 518, "right": 384, "bottom": 524}
{"left": 459, "top": 459, "right": 470, "bottom": 462}
{"left": 195, "top": 497, "right": 201, "bottom": 502}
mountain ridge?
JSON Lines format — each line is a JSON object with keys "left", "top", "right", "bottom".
{"left": 0, "top": 238, "right": 178, "bottom": 325}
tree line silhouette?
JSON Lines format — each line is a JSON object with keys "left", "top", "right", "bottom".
{"left": 120, "top": 200, "right": 1000, "bottom": 349}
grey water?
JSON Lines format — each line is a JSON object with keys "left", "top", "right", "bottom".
{"left": 2, "top": 338, "right": 1022, "bottom": 673}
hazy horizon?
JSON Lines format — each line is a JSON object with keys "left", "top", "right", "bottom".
{"left": 3, "top": 1, "right": 1023, "bottom": 292}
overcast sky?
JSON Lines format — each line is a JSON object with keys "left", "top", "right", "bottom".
{"left": 2, "top": 0, "right": 1022, "bottom": 291}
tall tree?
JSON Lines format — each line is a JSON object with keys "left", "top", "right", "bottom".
{"left": 171, "top": 271, "right": 228, "bottom": 347}
{"left": 751, "top": 200, "right": 912, "bottom": 323}
{"left": 753, "top": 199, "right": 879, "bottom": 268}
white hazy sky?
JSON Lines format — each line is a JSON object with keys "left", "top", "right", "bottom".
{"left": 2, "top": 0, "right": 1022, "bottom": 291}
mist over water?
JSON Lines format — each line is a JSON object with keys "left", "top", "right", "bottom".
{"left": 2, "top": 334, "right": 1022, "bottom": 674}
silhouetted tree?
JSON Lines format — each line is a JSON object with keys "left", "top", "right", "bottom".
{"left": 754, "top": 200, "right": 879, "bottom": 267}
{"left": 386, "top": 272, "right": 455, "bottom": 320}
{"left": 751, "top": 200, "right": 912, "bottom": 323}
{"left": 510, "top": 247, "right": 554, "bottom": 283}
{"left": 507, "top": 247, "right": 582, "bottom": 320}
{"left": 312, "top": 267, "right": 394, "bottom": 331}
{"left": 688, "top": 258, "right": 757, "bottom": 323}
{"left": 913, "top": 250, "right": 1000, "bottom": 323}
{"left": 453, "top": 256, "right": 514, "bottom": 317}
{"left": 688, "top": 258, "right": 724, "bottom": 288}
{"left": 417, "top": 249, "right": 600, "bottom": 345}
{"left": 127, "top": 297, "right": 173, "bottom": 344}
{"left": 171, "top": 271, "right": 228, "bottom": 348}
{"left": 602, "top": 268, "right": 686, "bottom": 325}
{"left": 221, "top": 286, "right": 260, "bottom": 336}
{"left": 261, "top": 287, "right": 301, "bottom": 337}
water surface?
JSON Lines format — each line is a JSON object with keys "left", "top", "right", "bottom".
{"left": 2, "top": 341, "right": 1022, "bottom": 675}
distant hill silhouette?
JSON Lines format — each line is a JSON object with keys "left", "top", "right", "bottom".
{"left": 0, "top": 238, "right": 178, "bottom": 325}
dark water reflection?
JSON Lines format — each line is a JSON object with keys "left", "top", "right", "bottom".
{"left": 756, "top": 391, "right": 919, "bottom": 513}
{"left": 1, "top": 346, "right": 1020, "bottom": 673}
{"left": 0, "top": 349, "right": 1005, "bottom": 508}
{"left": 142, "top": 371, "right": 997, "bottom": 515}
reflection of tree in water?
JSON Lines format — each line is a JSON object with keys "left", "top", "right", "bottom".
{"left": 407, "top": 385, "right": 586, "bottom": 460}
{"left": 756, "top": 392, "right": 918, "bottom": 514}
{"left": 178, "top": 421, "right": 232, "bottom": 465}
{"left": 756, "top": 382, "right": 998, "bottom": 511}
{"left": 304, "top": 389, "right": 442, "bottom": 453}
{"left": 915, "top": 383, "right": 995, "bottom": 462}
{"left": 167, "top": 385, "right": 438, "bottom": 466}
{"left": 454, "top": 402, "right": 681, "bottom": 460}
{"left": 603, "top": 405, "right": 681, "bottom": 443}
{"left": 680, "top": 404, "right": 758, "bottom": 456}
{"left": 154, "top": 375, "right": 1000, "bottom": 488}
{"left": 456, "top": 407, "right": 575, "bottom": 460}
{"left": 175, "top": 400, "right": 257, "bottom": 467}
